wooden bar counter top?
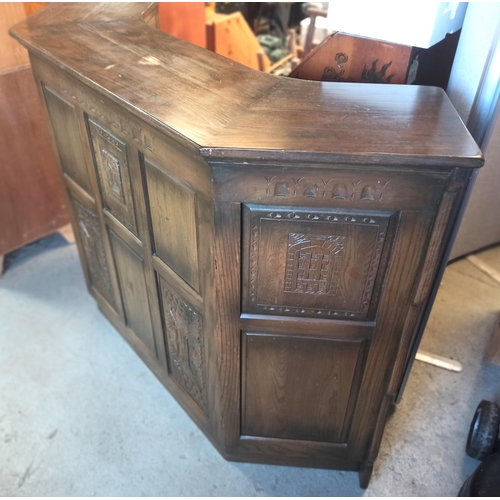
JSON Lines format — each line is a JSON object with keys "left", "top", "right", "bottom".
{"left": 10, "top": 3, "right": 483, "bottom": 488}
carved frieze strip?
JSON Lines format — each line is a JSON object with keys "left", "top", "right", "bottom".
{"left": 257, "top": 304, "right": 360, "bottom": 319}
{"left": 263, "top": 210, "right": 382, "bottom": 225}
{"left": 264, "top": 176, "right": 391, "bottom": 202}
{"left": 44, "top": 68, "right": 158, "bottom": 154}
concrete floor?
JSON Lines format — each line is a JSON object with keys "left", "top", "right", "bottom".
{"left": 0, "top": 234, "right": 499, "bottom": 496}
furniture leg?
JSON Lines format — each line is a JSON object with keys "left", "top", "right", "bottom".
{"left": 359, "top": 461, "right": 373, "bottom": 488}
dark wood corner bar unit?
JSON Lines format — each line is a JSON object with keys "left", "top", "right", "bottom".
{"left": 10, "top": 3, "right": 483, "bottom": 487}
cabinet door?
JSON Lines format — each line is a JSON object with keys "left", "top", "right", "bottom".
{"left": 242, "top": 331, "right": 367, "bottom": 443}
{"left": 238, "top": 204, "right": 397, "bottom": 451}
{"left": 242, "top": 205, "right": 394, "bottom": 320}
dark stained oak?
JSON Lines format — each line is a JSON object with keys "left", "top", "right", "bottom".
{"left": 242, "top": 333, "right": 366, "bottom": 443}
{"left": 10, "top": 4, "right": 482, "bottom": 168}
{"left": 10, "top": 3, "right": 484, "bottom": 488}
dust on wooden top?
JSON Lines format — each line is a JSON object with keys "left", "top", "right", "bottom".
{"left": 10, "top": 2, "right": 483, "bottom": 168}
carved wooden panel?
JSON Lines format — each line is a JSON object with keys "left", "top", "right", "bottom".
{"left": 109, "top": 230, "right": 156, "bottom": 356}
{"left": 72, "top": 198, "right": 115, "bottom": 308}
{"left": 264, "top": 176, "right": 391, "bottom": 202}
{"left": 43, "top": 86, "right": 93, "bottom": 195}
{"left": 145, "top": 158, "right": 200, "bottom": 292}
{"left": 242, "top": 205, "right": 396, "bottom": 319}
{"left": 214, "top": 167, "right": 449, "bottom": 212}
{"left": 242, "top": 332, "right": 365, "bottom": 443}
{"left": 88, "top": 118, "right": 138, "bottom": 236}
{"left": 158, "top": 277, "right": 207, "bottom": 413}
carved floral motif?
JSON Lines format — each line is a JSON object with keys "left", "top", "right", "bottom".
{"left": 73, "top": 199, "right": 115, "bottom": 307}
{"left": 264, "top": 176, "right": 390, "bottom": 201}
{"left": 160, "top": 281, "right": 207, "bottom": 413}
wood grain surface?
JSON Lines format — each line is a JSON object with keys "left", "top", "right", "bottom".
{"left": 0, "top": 67, "right": 68, "bottom": 256}
{"left": 10, "top": 3, "right": 482, "bottom": 167}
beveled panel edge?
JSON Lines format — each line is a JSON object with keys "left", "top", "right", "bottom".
{"left": 240, "top": 314, "right": 375, "bottom": 339}
{"left": 64, "top": 174, "right": 95, "bottom": 209}
{"left": 103, "top": 209, "right": 143, "bottom": 257}
{"left": 152, "top": 255, "right": 203, "bottom": 312}
{"left": 204, "top": 149, "right": 484, "bottom": 169}
{"left": 237, "top": 435, "right": 349, "bottom": 459}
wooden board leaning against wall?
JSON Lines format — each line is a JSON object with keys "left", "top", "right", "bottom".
{"left": 0, "top": 2, "right": 68, "bottom": 273}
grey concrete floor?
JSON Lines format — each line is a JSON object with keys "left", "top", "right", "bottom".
{"left": 0, "top": 234, "right": 500, "bottom": 496}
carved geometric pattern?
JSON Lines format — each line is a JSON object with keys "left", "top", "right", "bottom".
{"left": 88, "top": 119, "right": 138, "bottom": 235}
{"left": 99, "top": 147, "right": 124, "bottom": 202}
{"left": 285, "top": 234, "right": 345, "bottom": 295}
{"left": 264, "top": 176, "right": 390, "bottom": 201}
{"left": 244, "top": 206, "right": 392, "bottom": 320}
{"left": 73, "top": 199, "right": 115, "bottom": 308}
{"left": 159, "top": 279, "right": 207, "bottom": 413}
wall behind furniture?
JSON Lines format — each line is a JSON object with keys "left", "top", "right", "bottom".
{"left": 447, "top": 3, "right": 500, "bottom": 259}
{"left": 446, "top": 2, "right": 500, "bottom": 124}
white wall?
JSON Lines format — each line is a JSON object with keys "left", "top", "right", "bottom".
{"left": 448, "top": 3, "right": 500, "bottom": 259}
{"left": 324, "top": 1, "right": 466, "bottom": 48}
{"left": 446, "top": 2, "right": 500, "bottom": 124}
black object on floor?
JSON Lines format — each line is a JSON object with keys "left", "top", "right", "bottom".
{"left": 458, "top": 452, "right": 500, "bottom": 496}
{"left": 466, "top": 400, "right": 500, "bottom": 460}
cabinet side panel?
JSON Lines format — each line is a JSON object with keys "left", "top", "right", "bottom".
{"left": 109, "top": 230, "right": 156, "bottom": 356}
{"left": 144, "top": 158, "right": 200, "bottom": 292}
{"left": 43, "top": 86, "right": 93, "bottom": 196}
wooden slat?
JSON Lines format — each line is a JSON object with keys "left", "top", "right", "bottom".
{"left": 0, "top": 3, "right": 29, "bottom": 72}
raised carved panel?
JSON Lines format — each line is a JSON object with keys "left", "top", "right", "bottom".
{"left": 73, "top": 198, "right": 115, "bottom": 308}
{"left": 243, "top": 205, "right": 396, "bottom": 319}
{"left": 88, "top": 118, "right": 138, "bottom": 236}
{"left": 159, "top": 277, "right": 207, "bottom": 413}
